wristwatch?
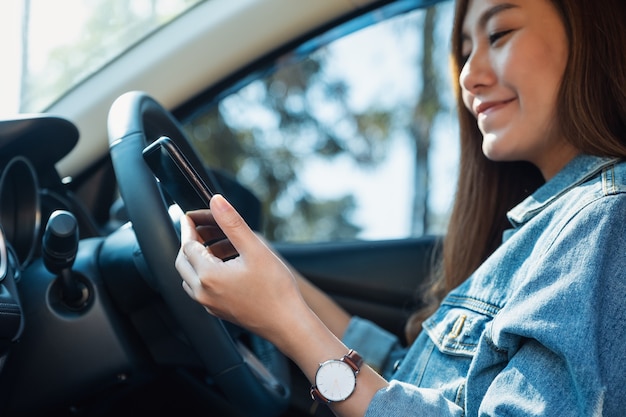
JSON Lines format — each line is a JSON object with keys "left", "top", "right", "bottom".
{"left": 310, "top": 349, "right": 363, "bottom": 404}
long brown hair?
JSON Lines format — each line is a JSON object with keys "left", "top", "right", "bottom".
{"left": 405, "top": 0, "right": 626, "bottom": 344}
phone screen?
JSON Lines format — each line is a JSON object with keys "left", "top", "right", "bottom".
{"left": 142, "top": 136, "right": 214, "bottom": 212}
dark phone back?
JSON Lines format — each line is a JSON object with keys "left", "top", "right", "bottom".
{"left": 143, "top": 136, "right": 214, "bottom": 212}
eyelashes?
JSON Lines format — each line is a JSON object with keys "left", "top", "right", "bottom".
{"left": 488, "top": 29, "right": 513, "bottom": 45}
{"left": 459, "top": 29, "right": 514, "bottom": 65}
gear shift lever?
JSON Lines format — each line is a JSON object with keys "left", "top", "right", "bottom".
{"left": 42, "top": 210, "right": 89, "bottom": 309}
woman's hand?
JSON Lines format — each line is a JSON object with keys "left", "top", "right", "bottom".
{"left": 181, "top": 206, "right": 238, "bottom": 261}
{"left": 175, "top": 195, "right": 388, "bottom": 417}
{"left": 175, "top": 194, "right": 307, "bottom": 343}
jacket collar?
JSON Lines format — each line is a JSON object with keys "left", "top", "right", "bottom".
{"left": 507, "top": 155, "right": 620, "bottom": 228}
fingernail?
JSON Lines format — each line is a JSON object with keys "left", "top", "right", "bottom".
{"left": 211, "top": 194, "right": 229, "bottom": 212}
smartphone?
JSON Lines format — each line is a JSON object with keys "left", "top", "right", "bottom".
{"left": 142, "top": 136, "right": 215, "bottom": 212}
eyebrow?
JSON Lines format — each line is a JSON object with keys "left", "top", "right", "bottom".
{"left": 478, "top": 3, "right": 519, "bottom": 28}
{"left": 462, "top": 3, "right": 520, "bottom": 41}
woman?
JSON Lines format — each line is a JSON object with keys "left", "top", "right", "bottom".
{"left": 175, "top": 0, "right": 626, "bottom": 415}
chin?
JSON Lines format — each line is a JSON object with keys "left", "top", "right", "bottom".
{"left": 481, "top": 135, "right": 521, "bottom": 162}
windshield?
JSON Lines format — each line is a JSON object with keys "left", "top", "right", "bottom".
{"left": 0, "top": 0, "right": 203, "bottom": 115}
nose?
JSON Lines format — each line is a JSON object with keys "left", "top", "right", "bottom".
{"left": 459, "top": 47, "right": 495, "bottom": 94}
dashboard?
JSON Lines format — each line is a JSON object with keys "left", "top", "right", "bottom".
{"left": 0, "top": 111, "right": 264, "bottom": 416}
{"left": 0, "top": 115, "right": 79, "bottom": 264}
{"left": 0, "top": 115, "right": 80, "bottom": 346}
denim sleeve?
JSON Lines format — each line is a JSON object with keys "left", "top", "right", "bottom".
{"left": 343, "top": 317, "right": 464, "bottom": 416}
{"left": 341, "top": 316, "right": 406, "bottom": 379}
{"left": 472, "top": 195, "right": 626, "bottom": 416}
{"left": 365, "top": 382, "right": 464, "bottom": 417}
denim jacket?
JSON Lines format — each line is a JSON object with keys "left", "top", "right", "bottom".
{"left": 342, "top": 155, "right": 626, "bottom": 416}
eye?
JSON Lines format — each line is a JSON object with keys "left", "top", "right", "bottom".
{"left": 460, "top": 38, "right": 472, "bottom": 65}
{"left": 488, "top": 29, "right": 513, "bottom": 45}
{"left": 460, "top": 51, "right": 470, "bottom": 66}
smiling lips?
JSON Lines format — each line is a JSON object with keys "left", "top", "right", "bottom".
{"left": 473, "top": 98, "right": 515, "bottom": 118}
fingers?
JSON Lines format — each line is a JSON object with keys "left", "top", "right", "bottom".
{"left": 206, "top": 238, "right": 238, "bottom": 260}
{"left": 177, "top": 194, "right": 260, "bottom": 283}
{"left": 176, "top": 235, "right": 222, "bottom": 305}
{"left": 180, "top": 198, "right": 241, "bottom": 261}
{"left": 185, "top": 209, "right": 216, "bottom": 224}
{"left": 175, "top": 195, "right": 308, "bottom": 340}
{"left": 179, "top": 211, "right": 203, "bottom": 245}
{"left": 208, "top": 195, "right": 265, "bottom": 258}
{"left": 185, "top": 210, "right": 227, "bottom": 244}
{"left": 176, "top": 245, "right": 202, "bottom": 300}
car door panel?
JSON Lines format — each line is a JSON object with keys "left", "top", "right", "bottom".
{"left": 275, "top": 236, "right": 441, "bottom": 342}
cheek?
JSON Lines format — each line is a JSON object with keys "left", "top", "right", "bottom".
{"left": 505, "top": 36, "right": 566, "bottom": 92}
{"left": 499, "top": 44, "right": 565, "bottom": 122}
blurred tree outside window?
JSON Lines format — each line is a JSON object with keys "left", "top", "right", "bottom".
{"left": 184, "top": 3, "right": 459, "bottom": 243}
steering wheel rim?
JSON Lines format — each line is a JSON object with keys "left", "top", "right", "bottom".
{"left": 107, "top": 90, "right": 290, "bottom": 417}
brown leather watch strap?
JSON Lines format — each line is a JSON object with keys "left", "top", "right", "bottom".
{"left": 310, "top": 384, "right": 330, "bottom": 404}
{"left": 342, "top": 349, "right": 363, "bottom": 373}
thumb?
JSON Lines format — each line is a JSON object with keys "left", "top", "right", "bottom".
{"left": 210, "top": 194, "right": 263, "bottom": 257}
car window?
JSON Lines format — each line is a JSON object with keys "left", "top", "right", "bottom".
{"left": 182, "top": 2, "right": 458, "bottom": 243}
{"left": 0, "top": 0, "right": 204, "bottom": 113}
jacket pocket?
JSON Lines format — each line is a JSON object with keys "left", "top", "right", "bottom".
{"left": 422, "top": 294, "right": 500, "bottom": 357}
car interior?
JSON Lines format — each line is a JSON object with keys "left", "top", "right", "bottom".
{"left": 0, "top": 0, "right": 454, "bottom": 416}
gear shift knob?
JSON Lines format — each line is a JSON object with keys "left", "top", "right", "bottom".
{"left": 42, "top": 210, "right": 79, "bottom": 274}
{"left": 42, "top": 210, "right": 88, "bottom": 309}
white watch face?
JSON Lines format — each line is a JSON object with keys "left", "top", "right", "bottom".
{"left": 315, "top": 359, "right": 356, "bottom": 402}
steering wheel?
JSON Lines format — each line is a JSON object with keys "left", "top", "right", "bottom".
{"left": 107, "top": 91, "right": 290, "bottom": 417}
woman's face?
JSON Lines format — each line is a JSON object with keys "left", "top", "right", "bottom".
{"left": 460, "top": 0, "right": 577, "bottom": 179}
